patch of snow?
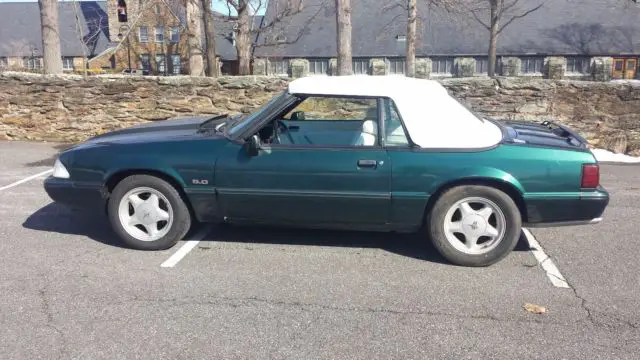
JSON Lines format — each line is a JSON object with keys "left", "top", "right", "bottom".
{"left": 610, "top": 79, "right": 640, "bottom": 85}
{"left": 591, "top": 148, "right": 640, "bottom": 163}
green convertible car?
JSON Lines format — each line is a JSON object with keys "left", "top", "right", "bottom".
{"left": 44, "top": 75, "right": 609, "bottom": 266}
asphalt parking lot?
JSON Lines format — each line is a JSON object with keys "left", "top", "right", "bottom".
{"left": 1, "top": 140, "right": 639, "bottom": 359}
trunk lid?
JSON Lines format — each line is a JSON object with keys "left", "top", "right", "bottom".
{"left": 499, "top": 119, "right": 589, "bottom": 151}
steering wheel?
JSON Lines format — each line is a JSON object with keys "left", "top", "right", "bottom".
{"left": 274, "top": 119, "right": 295, "bottom": 144}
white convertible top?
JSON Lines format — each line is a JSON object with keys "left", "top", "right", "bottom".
{"left": 287, "top": 75, "right": 503, "bottom": 149}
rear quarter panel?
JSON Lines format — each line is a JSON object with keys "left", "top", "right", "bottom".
{"left": 388, "top": 144, "right": 597, "bottom": 227}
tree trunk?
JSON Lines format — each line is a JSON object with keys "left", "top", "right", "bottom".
{"left": 71, "top": 0, "right": 87, "bottom": 78}
{"left": 406, "top": 0, "right": 417, "bottom": 77}
{"left": 487, "top": 0, "right": 499, "bottom": 77}
{"left": 236, "top": 0, "right": 251, "bottom": 75}
{"left": 201, "top": 0, "right": 217, "bottom": 77}
{"left": 335, "top": 0, "right": 352, "bottom": 75}
{"left": 186, "top": 0, "right": 204, "bottom": 76}
{"left": 38, "top": 0, "right": 63, "bottom": 74}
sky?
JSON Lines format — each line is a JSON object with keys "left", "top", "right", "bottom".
{"left": 0, "top": 0, "right": 267, "bottom": 15}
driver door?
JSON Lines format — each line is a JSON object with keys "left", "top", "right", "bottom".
{"left": 214, "top": 96, "right": 392, "bottom": 227}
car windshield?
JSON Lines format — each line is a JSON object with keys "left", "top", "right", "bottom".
{"left": 227, "top": 91, "right": 294, "bottom": 137}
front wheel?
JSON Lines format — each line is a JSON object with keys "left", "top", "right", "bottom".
{"left": 428, "top": 185, "right": 522, "bottom": 267}
{"left": 108, "top": 175, "right": 192, "bottom": 250}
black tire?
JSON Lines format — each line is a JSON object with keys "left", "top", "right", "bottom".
{"left": 108, "top": 175, "right": 192, "bottom": 250}
{"left": 427, "top": 185, "right": 522, "bottom": 267}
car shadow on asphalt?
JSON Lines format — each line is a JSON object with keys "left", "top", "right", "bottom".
{"left": 22, "top": 203, "right": 532, "bottom": 262}
{"left": 22, "top": 202, "right": 126, "bottom": 248}
{"left": 201, "top": 223, "right": 533, "bottom": 264}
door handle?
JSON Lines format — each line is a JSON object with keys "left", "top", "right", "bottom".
{"left": 357, "top": 159, "right": 378, "bottom": 168}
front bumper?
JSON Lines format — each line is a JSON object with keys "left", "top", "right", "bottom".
{"left": 523, "top": 187, "right": 610, "bottom": 227}
{"left": 44, "top": 176, "right": 108, "bottom": 211}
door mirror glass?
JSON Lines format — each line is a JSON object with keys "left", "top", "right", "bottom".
{"left": 245, "top": 134, "right": 261, "bottom": 156}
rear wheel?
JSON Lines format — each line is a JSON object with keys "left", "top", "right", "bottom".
{"left": 428, "top": 185, "right": 521, "bottom": 267}
{"left": 108, "top": 175, "right": 192, "bottom": 250}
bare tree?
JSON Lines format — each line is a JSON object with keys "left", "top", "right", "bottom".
{"left": 220, "top": 0, "right": 309, "bottom": 75}
{"left": 38, "top": 0, "right": 63, "bottom": 74}
{"left": 405, "top": 0, "right": 417, "bottom": 77}
{"left": 186, "top": 0, "right": 205, "bottom": 75}
{"left": 335, "top": 0, "right": 352, "bottom": 75}
{"left": 201, "top": 0, "right": 217, "bottom": 77}
{"left": 467, "top": 0, "right": 545, "bottom": 77}
{"left": 70, "top": 0, "right": 107, "bottom": 77}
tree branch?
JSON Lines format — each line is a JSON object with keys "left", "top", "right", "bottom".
{"left": 470, "top": 9, "right": 490, "bottom": 30}
{"left": 498, "top": 2, "right": 544, "bottom": 34}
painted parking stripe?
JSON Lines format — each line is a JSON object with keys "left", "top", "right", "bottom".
{"left": 523, "top": 228, "right": 571, "bottom": 289}
{"left": 0, "top": 169, "right": 53, "bottom": 191}
{"left": 160, "top": 225, "right": 213, "bottom": 268}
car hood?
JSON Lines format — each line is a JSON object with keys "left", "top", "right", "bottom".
{"left": 80, "top": 115, "right": 229, "bottom": 146}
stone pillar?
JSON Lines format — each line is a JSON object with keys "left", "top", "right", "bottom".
{"left": 369, "top": 58, "right": 387, "bottom": 76}
{"left": 592, "top": 57, "right": 613, "bottom": 82}
{"left": 546, "top": 56, "right": 566, "bottom": 80}
{"left": 328, "top": 58, "right": 338, "bottom": 76}
{"left": 252, "top": 58, "right": 270, "bottom": 76}
{"left": 455, "top": 57, "right": 475, "bottom": 77}
{"left": 501, "top": 57, "right": 522, "bottom": 77}
{"left": 290, "top": 58, "right": 309, "bottom": 78}
{"left": 415, "top": 58, "right": 432, "bottom": 79}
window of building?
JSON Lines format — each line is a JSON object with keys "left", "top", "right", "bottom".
{"left": 520, "top": 57, "right": 544, "bottom": 74}
{"left": 388, "top": 58, "right": 405, "bottom": 75}
{"left": 309, "top": 58, "right": 329, "bottom": 75}
{"left": 352, "top": 58, "right": 369, "bottom": 75}
{"left": 566, "top": 56, "right": 591, "bottom": 74}
{"left": 156, "top": 54, "right": 166, "bottom": 74}
{"left": 140, "top": 54, "right": 150, "bottom": 71}
{"left": 62, "top": 57, "right": 74, "bottom": 70}
{"left": 171, "top": 54, "right": 181, "bottom": 75}
{"left": 169, "top": 27, "right": 180, "bottom": 43}
{"left": 270, "top": 59, "right": 289, "bottom": 75}
{"left": 0, "top": 57, "right": 7, "bottom": 68}
{"left": 432, "top": 58, "right": 454, "bottom": 74}
{"left": 138, "top": 26, "right": 148, "bottom": 42}
{"left": 23, "top": 57, "right": 41, "bottom": 69}
{"left": 117, "top": 0, "right": 127, "bottom": 22}
{"left": 155, "top": 26, "right": 164, "bottom": 43}
{"left": 474, "top": 57, "right": 488, "bottom": 74}
{"left": 154, "top": 4, "right": 161, "bottom": 15}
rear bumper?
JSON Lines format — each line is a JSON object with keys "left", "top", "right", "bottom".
{"left": 44, "top": 176, "right": 108, "bottom": 211}
{"left": 523, "top": 187, "right": 609, "bottom": 227}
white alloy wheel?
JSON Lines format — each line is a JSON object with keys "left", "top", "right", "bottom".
{"left": 442, "top": 196, "right": 506, "bottom": 255}
{"left": 118, "top": 187, "right": 174, "bottom": 242}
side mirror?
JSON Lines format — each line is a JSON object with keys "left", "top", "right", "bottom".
{"left": 290, "top": 111, "right": 306, "bottom": 121}
{"left": 245, "top": 134, "right": 261, "bottom": 156}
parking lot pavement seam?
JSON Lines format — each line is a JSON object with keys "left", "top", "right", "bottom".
{"left": 124, "top": 295, "right": 569, "bottom": 326}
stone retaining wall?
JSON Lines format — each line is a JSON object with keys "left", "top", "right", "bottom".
{"left": 1, "top": 72, "right": 639, "bottom": 155}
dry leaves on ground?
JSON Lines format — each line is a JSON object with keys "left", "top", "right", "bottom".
{"left": 523, "top": 303, "right": 547, "bottom": 314}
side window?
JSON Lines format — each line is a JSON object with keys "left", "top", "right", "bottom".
{"left": 383, "top": 99, "right": 410, "bottom": 147}
{"left": 276, "top": 96, "right": 380, "bottom": 147}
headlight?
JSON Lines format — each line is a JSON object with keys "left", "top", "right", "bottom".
{"left": 52, "top": 158, "right": 70, "bottom": 179}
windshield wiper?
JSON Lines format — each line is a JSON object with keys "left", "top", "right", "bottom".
{"left": 197, "top": 114, "right": 229, "bottom": 133}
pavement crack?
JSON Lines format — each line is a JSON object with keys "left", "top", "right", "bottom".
{"left": 37, "top": 275, "right": 68, "bottom": 360}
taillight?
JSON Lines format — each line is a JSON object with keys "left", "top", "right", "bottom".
{"left": 581, "top": 164, "right": 600, "bottom": 189}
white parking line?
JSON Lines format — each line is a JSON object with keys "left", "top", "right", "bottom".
{"left": 523, "top": 228, "right": 571, "bottom": 289}
{"left": 0, "top": 169, "right": 53, "bottom": 191}
{"left": 160, "top": 225, "right": 213, "bottom": 268}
